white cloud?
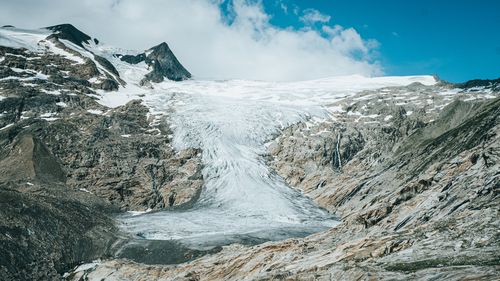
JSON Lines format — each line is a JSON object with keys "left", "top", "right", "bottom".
{"left": 300, "top": 8, "right": 331, "bottom": 25}
{"left": 0, "top": 0, "right": 382, "bottom": 81}
{"left": 276, "top": 0, "right": 288, "bottom": 14}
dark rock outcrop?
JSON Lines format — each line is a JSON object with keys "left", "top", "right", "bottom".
{"left": 0, "top": 131, "right": 118, "bottom": 280}
{"left": 117, "top": 42, "right": 191, "bottom": 84}
{"left": 45, "top": 24, "right": 93, "bottom": 48}
{"left": 457, "top": 77, "right": 500, "bottom": 91}
{"left": 142, "top": 42, "right": 191, "bottom": 83}
{"left": 0, "top": 185, "right": 118, "bottom": 281}
{"left": 118, "top": 53, "right": 146, "bottom": 65}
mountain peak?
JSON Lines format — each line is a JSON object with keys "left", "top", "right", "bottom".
{"left": 117, "top": 41, "right": 191, "bottom": 83}
{"left": 45, "top": 23, "right": 97, "bottom": 47}
{"left": 149, "top": 42, "right": 169, "bottom": 50}
{"left": 143, "top": 42, "right": 191, "bottom": 83}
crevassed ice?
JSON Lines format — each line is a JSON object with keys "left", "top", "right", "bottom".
{"left": 113, "top": 74, "right": 436, "bottom": 249}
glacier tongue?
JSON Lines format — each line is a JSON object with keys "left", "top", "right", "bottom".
{"left": 114, "top": 76, "right": 436, "bottom": 249}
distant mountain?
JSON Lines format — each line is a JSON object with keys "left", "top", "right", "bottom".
{"left": 0, "top": 23, "right": 191, "bottom": 87}
{"left": 458, "top": 77, "right": 500, "bottom": 91}
{"left": 117, "top": 42, "right": 191, "bottom": 84}
{"left": 46, "top": 23, "right": 97, "bottom": 47}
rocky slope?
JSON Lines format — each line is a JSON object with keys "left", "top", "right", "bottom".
{"left": 68, "top": 83, "right": 499, "bottom": 280}
{"left": 0, "top": 24, "right": 203, "bottom": 279}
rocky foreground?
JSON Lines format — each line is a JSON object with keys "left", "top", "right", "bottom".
{"left": 0, "top": 24, "right": 499, "bottom": 280}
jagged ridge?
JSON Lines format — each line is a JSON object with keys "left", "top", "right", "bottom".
{"left": 117, "top": 42, "right": 191, "bottom": 83}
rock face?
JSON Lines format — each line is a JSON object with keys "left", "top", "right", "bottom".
{"left": 0, "top": 24, "right": 203, "bottom": 280}
{"left": 0, "top": 131, "right": 118, "bottom": 280}
{"left": 118, "top": 42, "right": 192, "bottom": 83}
{"left": 0, "top": 184, "right": 118, "bottom": 281}
{"left": 69, "top": 83, "right": 499, "bottom": 280}
{"left": 29, "top": 99, "right": 204, "bottom": 211}
{"left": 46, "top": 23, "right": 94, "bottom": 47}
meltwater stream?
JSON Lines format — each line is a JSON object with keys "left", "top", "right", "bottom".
{"left": 114, "top": 76, "right": 436, "bottom": 252}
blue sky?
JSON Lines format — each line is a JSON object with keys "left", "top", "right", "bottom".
{"left": 238, "top": 0, "right": 500, "bottom": 82}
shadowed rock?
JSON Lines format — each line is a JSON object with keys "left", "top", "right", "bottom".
{"left": 0, "top": 133, "right": 65, "bottom": 183}
{"left": 45, "top": 24, "right": 93, "bottom": 48}
{"left": 117, "top": 42, "right": 191, "bottom": 83}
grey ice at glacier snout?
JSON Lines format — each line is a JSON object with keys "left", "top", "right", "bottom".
{"left": 110, "top": 75, "right": 437, "bottom": 249}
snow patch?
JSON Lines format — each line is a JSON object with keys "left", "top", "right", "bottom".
{"left": 87, "top": 109, "right": 104, "bottom": 115}
{"left": 0, "top": 123, "right": 14, "bottom": 131}
{"left": 40, "top": 112, "right": 59, "bottom": 121}
{"left": 41, "top": 89, "right": 62, "bottom": 96}
{"left": 56, "top": 101, "right": 68, "bottom": 107}
{"left": 127, "top": 209, "right": 153, "bottom": 216}
{"left": 0, "top": 27, "right": 49, "bottom": 51}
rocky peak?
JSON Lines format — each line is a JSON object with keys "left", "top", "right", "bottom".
{"left": 45, "top": 23, "right": 98, "bottom": 47}
{"left": 142, "top": 42, "right": 191, "bottom": 83}
{"left": 117, "top": 41, "right": 191, "bottom": 84}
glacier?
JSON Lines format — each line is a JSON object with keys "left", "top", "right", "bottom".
{"left": 103, "top": 59, "right": 437, "bottom": 249}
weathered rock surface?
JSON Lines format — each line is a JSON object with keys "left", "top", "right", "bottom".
{"left": 0, "top": 131, "right": 118, "bottom": 280}
{"left": 69, "top": 84, "right": 499, "bottom": 280}
{"left": 0, "top": 24, "right": 203, "bottom": 280}
{"left": 32, "top": 100, "right": 204, "bottom": 211}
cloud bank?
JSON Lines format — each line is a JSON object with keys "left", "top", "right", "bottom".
{"left": 0, "top": 0, "right": 382, "bottom": 81}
